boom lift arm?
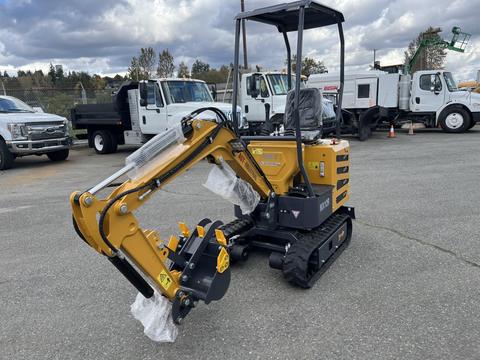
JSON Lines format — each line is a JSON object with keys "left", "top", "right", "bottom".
{"left": 405, "top": 26, "right": 471, "bottom": 74}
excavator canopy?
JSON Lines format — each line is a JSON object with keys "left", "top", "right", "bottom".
{"left": 234, "top": 0, "right": 344, "bottom": 32}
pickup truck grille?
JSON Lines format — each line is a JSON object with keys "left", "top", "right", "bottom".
{"left": 26, "top": 122, "right": 67, "bottom": 140}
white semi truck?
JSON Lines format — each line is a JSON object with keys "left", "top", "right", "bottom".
{"left": 308, "top": 70, "right": 480, "bottom": 140}
{"left": 71, "top": 78, "right": 244, "bottom": 153}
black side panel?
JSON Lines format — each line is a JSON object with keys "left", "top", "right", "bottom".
{"left": 278, "top": 191, "right": 332, "bottom": 229}
{"left": 71, "top": 103, "right": 118, "bottom": 127}
{"left": 71, "top": 81, "right": 137, "bottom": 130}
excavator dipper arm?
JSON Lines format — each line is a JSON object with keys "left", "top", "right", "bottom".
{"left": 70, "top": 111, "right": 271, "bottom": 322}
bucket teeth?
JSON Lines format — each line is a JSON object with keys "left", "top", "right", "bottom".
{"left": 216, "top": 247, "right": 230, "bottom": 273}
{"left": 196, "top": 225, "right": 206, "bottom": 238}
{"left": 178, "top": 222, "right": 190, "bottom": 237}
{"left": 167, "top": 235, "right": 179, "bottom": 251}
{"left": 214, "top": 229, "right": 227, "bottom": 246}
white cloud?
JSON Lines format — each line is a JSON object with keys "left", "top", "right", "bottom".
{"left": 0, "top": 0, "right": 478, "bottom": 81}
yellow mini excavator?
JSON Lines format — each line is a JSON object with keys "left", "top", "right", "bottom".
{"left": 70, "top": 0, "right": 354, "bottom": 324}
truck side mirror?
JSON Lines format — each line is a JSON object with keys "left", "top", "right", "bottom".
{"left": 249, "top": 76, "right": 259, "bottom": 98}
{"left": 431, "top": 83, "right": 441, "bottom": 95}
{"left": 139, "top": 82, "right": 148, "bottom": 106}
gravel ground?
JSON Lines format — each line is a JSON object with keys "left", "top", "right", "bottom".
{"left": 1, "top": 127, "right": 479, "bottom": 360}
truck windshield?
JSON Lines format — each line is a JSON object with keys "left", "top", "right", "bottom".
{"left": 267, "top": 74, "right": 303, "bottom": 95}
{"left": 0, "top": 97, "right": 35, "bottom": 113}
{"left": 443, "top": 72, "right": 458, "bottom": 92}
{"left": 162, "top": 81, "right": 213, "bottom": 103}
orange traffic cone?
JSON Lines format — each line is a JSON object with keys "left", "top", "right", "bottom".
{"left": 408, "top": 121, "right": 415, "bottom": 135}
{"left": 387, "top": 124, "right": 396, "bottom": 138}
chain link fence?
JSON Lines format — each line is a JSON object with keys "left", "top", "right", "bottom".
{"left": 0, "top": 87, "right": 114, "bottom": 120}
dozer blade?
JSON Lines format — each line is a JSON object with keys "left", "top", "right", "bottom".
{"left": 170, "top": 219, "right": 231, "bottom": 323}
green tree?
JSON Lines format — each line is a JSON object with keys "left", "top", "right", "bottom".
{"left": 127, "top": 56, "right": 142, "bottom": 80}
{"left": 404, "top": 26, "right": 447, "bottom": 73}
{"left": 2, "top": 71, "right": 9, "bottom": 78}
{"left": 92, "top": 74, "right": 106, "bottom": 89}
{"left": 56, "top": 65, "right": 64, "bottom": 83}
{"left": 48, "top": 63, "right": 56, "bottom": 85}
{"left": 191, "top": 59, "right": 210, "bottom": 78}
{"left": 157, "top": 49, "right": 175, "bottom": 78}
{"left": 138, "top": 47, "right": 156, "bottom": 78}
{"left": 177, "top": 61, "right": 190, "bottom": 78}
{"left": 128, "top": 47, "right": 157, "bottom": 80}
{"left": 287, "top": 55, "right": 327, "bottom": 77}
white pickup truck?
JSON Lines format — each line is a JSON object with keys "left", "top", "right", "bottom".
{"left": 0, "top": 96, "right": 71, "bottom": 170}
{"left": 71, "top": 78, "right": 244, "bottom": 154}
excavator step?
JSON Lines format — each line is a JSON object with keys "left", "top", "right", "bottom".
{"left": 282, "top": 213, "right": 352, "bottom": 288}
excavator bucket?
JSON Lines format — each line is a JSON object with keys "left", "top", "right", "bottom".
{"left": 169, "top": 219, "right": 231, "bottom": 323}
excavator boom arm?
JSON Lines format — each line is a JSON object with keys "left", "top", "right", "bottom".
{"left": 70, "top": 118, "right": 271, "bottom": 320}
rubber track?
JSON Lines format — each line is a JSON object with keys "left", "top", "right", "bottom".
{"left": 218, "top": 218, "right": 253, "bottom": 239}
{"left": 282, "top": 213, "right": 351, "bottom": 288}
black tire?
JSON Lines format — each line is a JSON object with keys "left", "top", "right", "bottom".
{"left": 357, "top": 108, "right": 378, "bottom": 141}
{"left": 92, "top": 130, "right": 117, "bottom": 154}
{"left": 467, "top": 120, "right": 476, "bottom": 130}
{"left": 47, "top": 149, "right": 69, "bottom": 162}
{"left": 0, "top": 139, "right": 14, "bottom": 170}
{"left": 358, "top": 125, "right": 372, "bottom": 141}
{"left": 439, "top": 106, "right": 471, "bottom": 133}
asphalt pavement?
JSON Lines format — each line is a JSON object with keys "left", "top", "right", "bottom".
{"left": 1, "top": 127, "right": 479, "bottom": 360}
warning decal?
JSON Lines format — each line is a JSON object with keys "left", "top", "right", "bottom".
{"left": 158, "top": 270, "right": 172, "bottom": 290}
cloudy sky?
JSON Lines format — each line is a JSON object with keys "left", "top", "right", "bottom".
{"left": 0, "top": 0, "right": 479, "bottom": 81}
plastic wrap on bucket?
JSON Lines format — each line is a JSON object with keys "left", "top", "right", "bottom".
{"left": 131, "top": 291, "right": 178, "bottom": 342}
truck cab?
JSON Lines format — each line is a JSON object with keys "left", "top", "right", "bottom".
{"left": 239, "top": 72, "right": 294, "bottom": 132}
{"left": 410, "top": 70, "right": 480, "bottom": 131}
{"left": 0, "top": 96, "right": 71, "bottom": 170}
{"left": 138, "top": 78, "right": 241, "bottom": 134}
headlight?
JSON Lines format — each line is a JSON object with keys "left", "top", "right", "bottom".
{"left": 226, "top": 109, "right": 247, "bottom": 129}
{"left": 7, "top": 123, "right": 28, "bottom": 140}
{"left": 64, "top": 120, "right": 71, "bottom": 135}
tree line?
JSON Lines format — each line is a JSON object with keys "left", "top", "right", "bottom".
{"left": 0, "top": 63, "right": 125, "bottom": 90}
{"left": 126, "top": 46, "right": 233, "bottom": 83}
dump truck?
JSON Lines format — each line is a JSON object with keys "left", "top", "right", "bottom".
{"left": 71, "top": 78, "right": 244, "bottom": 153}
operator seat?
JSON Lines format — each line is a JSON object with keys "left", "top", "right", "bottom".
{"left": 284, "top": 87, "right": 323, "bottom": 141}
{"left": 242, "top": 88, "right": 324, "bottom": 142}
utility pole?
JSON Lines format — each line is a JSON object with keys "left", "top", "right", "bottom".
{"left": 373, "top": 49, "right": 378, "bottom": 68}
{"left": 241, "top": 0, "right": 248, "bottom": 70}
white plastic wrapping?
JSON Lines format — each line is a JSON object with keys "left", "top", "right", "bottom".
{"left": 130, "top": 291, "right": 178, "bottom": 342}
{"left": 203, "top": 159, "right": 260, "bottom": 214}
{"left": 126, "top": 125, "right": 186, "bottom": 180}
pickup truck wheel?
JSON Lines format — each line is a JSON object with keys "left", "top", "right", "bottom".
{"left": 47, "top": 149, "right": 69, "bottom": 162}
{"left": 93, "top": 130, "right": 116, "bottom": 154}
{"left": 0, "top": 140, "right": 14, "bottom": 170}
{"left": 439, "top": 107, "right": 471, "bottom": 133}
